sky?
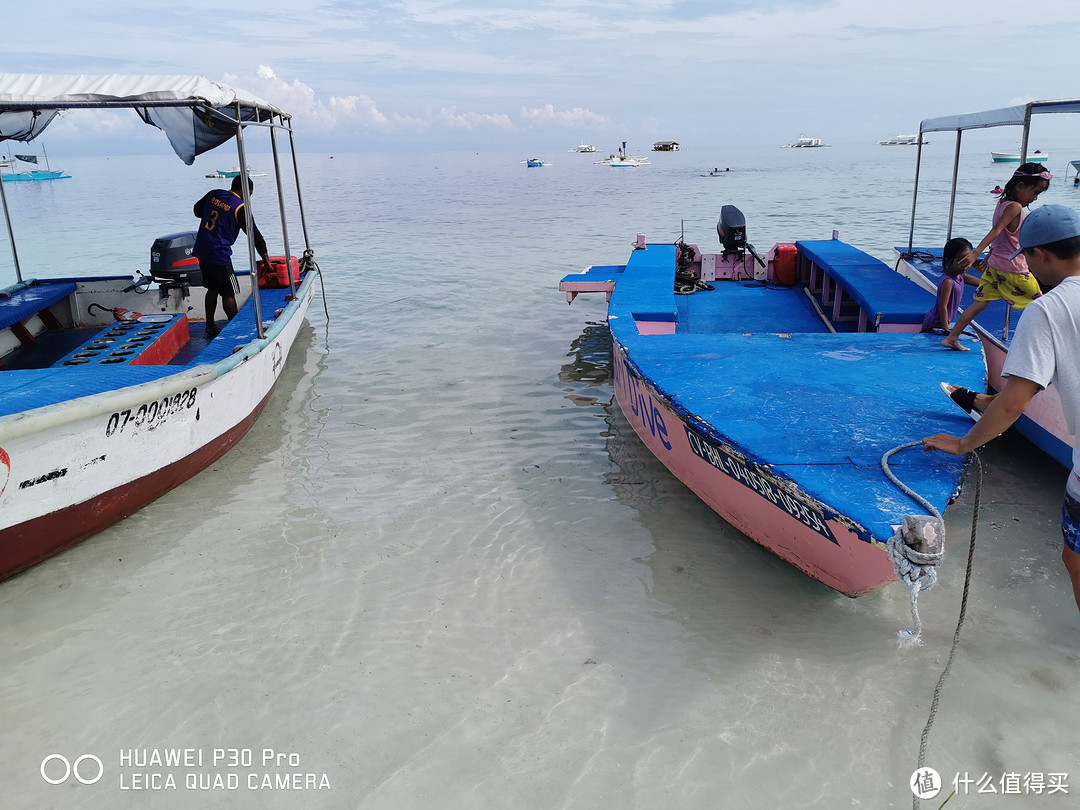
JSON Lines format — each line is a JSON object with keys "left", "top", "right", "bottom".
{"left": 3, "top": 0, "right": 1080, "bottom": 154}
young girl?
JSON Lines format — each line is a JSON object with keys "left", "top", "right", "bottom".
{"left": 941, "top": 162, "right": 1051, "bottom": 350}
{"left": 921, "top": 237, "right": 983, "bottom": 333}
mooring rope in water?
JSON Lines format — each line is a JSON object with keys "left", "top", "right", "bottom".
{"left": 915, "top": 455, "right": 981, "bottom": 810}
{"left": 882, "top": 443, "right": 983, "bottom": 808}
{"left": 300, "top": 249, "right": 330, "bottom": 323}
{"left": 882, "top": 442, "right": 945, "bottom": 647}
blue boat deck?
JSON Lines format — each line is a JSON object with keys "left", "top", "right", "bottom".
{"left": 0, "top": 282, "right": 297, "bottom": 418}
{"left": 596, "top": 240, "right": 985, "bottom": 543}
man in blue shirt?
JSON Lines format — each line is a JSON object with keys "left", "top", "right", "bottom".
{"left": 193, "top": 176, "right": 273, "bottom": 336}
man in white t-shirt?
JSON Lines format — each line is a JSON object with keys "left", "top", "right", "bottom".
{"left": 923, "top": 204, "right": 1080, "bottom": 612}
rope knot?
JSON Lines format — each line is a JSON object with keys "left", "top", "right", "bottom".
{"left": 887, "top": 514, "right": 945, "bottom": 647}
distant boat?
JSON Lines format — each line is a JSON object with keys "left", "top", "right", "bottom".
{"left": 522, "top": 158, "right": 550, "bottom": 167}
{"left": 0, "top": 148, "right": 70, "bottom": 182}
{"left": 991, "top": 149, "right": 1049, "bottom": 163}
{"left": 205, "top": 167, "right": 268, "bottom": 178}
{"left": 594, "top": 142, "right": 650, "bottom": 167}
{"left": 568, "top": 144, "right": 596, "bottom": 153}
{"left": 879, "top": 134, "right": 928, "bottom": 146}
{"left": 784, "top": 136, "right": 829, "bottom": 148}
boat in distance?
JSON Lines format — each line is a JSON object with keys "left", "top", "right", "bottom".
{"left": 783, "top": 136, "right": 829, "bottom": 148}
{"left": 205, "top": 166, "right": 268, "bottom": 178}
{"left": 0, "top": 73, "right": 320, "bottom": 581}
{"left": 879, "top": 134, "right": 928, "bottom": 146}
{"left": 559, "top": 208, "right": 983, "bottom": 596}
{"left": 594, "top": 142, "right": 650, "bottom": 167}
{"left": 0, "top": 149, "right": 70, "bottom": 182}
{"left": 990, "top": 149, "right": 1049, "bottom": 163}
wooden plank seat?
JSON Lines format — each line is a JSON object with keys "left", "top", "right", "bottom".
{"left": 52, "top": 314, "right": 190, "bottom": 367}
{"left": 796, "top": 240, "right": 933, "bottom": 332}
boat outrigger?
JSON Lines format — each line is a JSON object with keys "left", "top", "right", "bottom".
{"left": 0, "top": 74, "right": 320, "bottom": 581}
{"left": 897, "top": 98, "right": 1080, "bottom": 467}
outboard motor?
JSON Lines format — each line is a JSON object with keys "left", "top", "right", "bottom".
{"left": 717, "top": 205, "right": 746, "bottom": 256}
{"left": 150, "top": 232, "right": 202, "bottom": 284}
{"left": 147, "top": 231, "right": 202, "bottom": 298}
{"left": 716, "top": 205, "right": 765, "bottom": 268}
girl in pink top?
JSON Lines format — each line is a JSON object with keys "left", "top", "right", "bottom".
{"left": 942, "top": 163, "right": 1051, "bottom": 350}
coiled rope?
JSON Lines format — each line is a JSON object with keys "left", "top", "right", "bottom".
{"left": 882, "top": 442, "right": 983, "bottom": 808}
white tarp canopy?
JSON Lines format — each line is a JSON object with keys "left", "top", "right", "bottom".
{"left": 0, "top": 74, "right": 287, "bottom": 164}
{"left": 920, "top": 99, "right": 1080, "bottom": 134}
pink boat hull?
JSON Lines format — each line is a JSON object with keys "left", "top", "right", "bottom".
{"left": 612, "top": 338, "right": 897, "bottom": 597}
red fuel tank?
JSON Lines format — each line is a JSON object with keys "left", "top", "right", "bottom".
{"left": 773, "top": 244, "right": 797, "bottom": 286}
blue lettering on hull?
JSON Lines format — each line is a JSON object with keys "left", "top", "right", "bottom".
{"left": 685, "top": 426, "right": 838, "bottom": 545}
{"left": 616, "top": 356, "right": 671, "bottom": 451}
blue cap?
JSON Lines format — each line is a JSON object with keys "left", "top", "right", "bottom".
{"left": 1009, "top": 204, "right": 1080, "bottom": 260}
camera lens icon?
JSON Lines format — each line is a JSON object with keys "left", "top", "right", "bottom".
{"left": 40, "top": 754, "right": 104, "bottom": 785}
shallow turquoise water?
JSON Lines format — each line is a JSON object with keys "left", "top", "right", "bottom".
{"left": 1, "top": 140, "right": 1079, "bottom": 808}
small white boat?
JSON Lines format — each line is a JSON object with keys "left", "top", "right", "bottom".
{"left": 784, "top": 136, "right": 829, "bottom": 148}
{"left": 0, "top": 74, "right": 320, "bottom": 582}
{"left": 568, "top": 144, "right": 596, "bottom": 153}
{"left": 879, "top": 134, "right": 928, "bottom": 146}
{"left": 991, "top": 149, "right": 1049, "bottom": 163}
{"left": 205, "top": 166, "right": 268, "bottom": 178}
{"left": 594, "top": 142, "right": 650, "bottom": 167}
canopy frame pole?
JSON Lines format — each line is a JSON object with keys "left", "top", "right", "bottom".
{"left": 946, "top": 129, "right": 963, "bottom": 242}
{"left": 233, "top": 104, "right": 265, "bottom": 339}
{"left": 1019, "top": 102, "right": 1033, "bottom": 163}
{"left": 907, "top": 130, "right": 926, "bottom": 253}
{"left": 286, "top": 126, "right": 312, "bottom": 254}
{"left": 0, "top": 174, "right": 23, "bottom": 283}
{"left": 268, "top": 123, "right": 295, "bottom": 297}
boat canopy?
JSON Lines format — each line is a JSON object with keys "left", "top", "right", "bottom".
{"left": 0, "top": 74, "right": 286, "bottom": 164}
{"left": 908, "top": 97, "right": 1080, "bottom": 259}
{"left": 919, "top": 99, "right": 1080, "bottom": 134}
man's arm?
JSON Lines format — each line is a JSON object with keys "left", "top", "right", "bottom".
{"left": 922, "top": 375, "right": 1041, "bottom": 455}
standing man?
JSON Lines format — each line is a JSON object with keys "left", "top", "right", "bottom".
{"left": 923, "top": 204, "right": 1080, "bottom": 612}
{"left": 193, "top": 175, "right": 273, "bottom": 336}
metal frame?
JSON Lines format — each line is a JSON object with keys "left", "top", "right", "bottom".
{"left": 0, "top": 86, "right": 310, "bottom": 339}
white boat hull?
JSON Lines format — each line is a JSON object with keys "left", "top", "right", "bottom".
{"left": 0, "top": 277, "right": 315, "bottom": 579}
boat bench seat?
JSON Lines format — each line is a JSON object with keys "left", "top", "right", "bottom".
{"left": 0, "top": 282, "right": 77, "bottom": 332}
{"left": 52, "top": 314, "right": 190, "bottom": 367}
{"left": 796, "top": 240, "right": 932, "bottom": 332}
{"left": 559, "top": 264, "right": 625, "bottom": 304}
{"left": 612, "top": 246, "right": 679, "bottom": 335}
